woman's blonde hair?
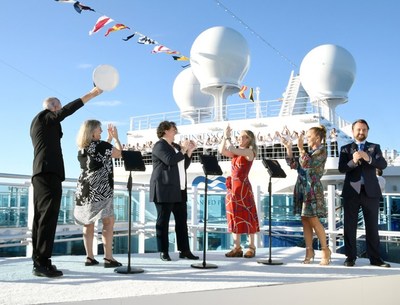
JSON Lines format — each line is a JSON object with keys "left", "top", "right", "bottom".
{"left": 242, "top": 130, "right": 258, "bottom": 156}
{"left": 76, "top": 120, "right": 101, "bottom": 149}
{"left": 310, "top": 125, "right": 327, "bottom": 143}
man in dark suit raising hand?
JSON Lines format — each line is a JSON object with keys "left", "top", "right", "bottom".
{"left": 338, "top": 119, "right": 390, "bottom": 268}
{"left": 30, "top": 87, "right": 103, "bottom": 277}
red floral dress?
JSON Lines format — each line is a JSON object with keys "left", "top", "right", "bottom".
{"left": 225, "top": 155, "right": 260, "bottom": 234}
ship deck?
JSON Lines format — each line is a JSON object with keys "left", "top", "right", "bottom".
{"left": 1, "top": 247, "right": 399, "bottom": 305}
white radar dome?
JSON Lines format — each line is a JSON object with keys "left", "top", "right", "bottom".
{"left": 190, "top": 26, "right": 250, "bottom": 93}
{"left": 173, "top": 68, "right": 213, "bottom": 122}
{"left": 299, "top": 44, "right": 356, "bottom": 109}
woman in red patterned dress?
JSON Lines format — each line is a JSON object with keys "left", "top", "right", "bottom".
{"left": 218, "top": 125, "right": 260, "bottom": 258}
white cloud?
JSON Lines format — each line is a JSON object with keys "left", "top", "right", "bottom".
{"left": 77, "top": 63, "right": 93, "bottom": 69}
{"left": 101, "top": 121, "right": 128, "bottom": 127}
{"left": 90, "top": 100, "right": 122, "bottom": 107}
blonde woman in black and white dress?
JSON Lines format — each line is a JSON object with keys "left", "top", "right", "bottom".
{"left": 74, "top": 120, "right": 123, "bottom": 268}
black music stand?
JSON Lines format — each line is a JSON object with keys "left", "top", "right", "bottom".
{"left": 191, "top": 154, "right": 222, "bottom": 269}
{"left": 115, "top": 151, "right": 145, "bottom": 274}
{"left": 257, "top": 159, "right": 286, "bottom": 265}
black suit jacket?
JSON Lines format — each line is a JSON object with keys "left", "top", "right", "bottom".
{"left": 338, "top": 141, "right": 387, "bottom": 198}
{"left": 149, "top": 139, "right": 191, "bottom": 203}
{"left": 30, "top": 98, "right": 84, "bottom": 181}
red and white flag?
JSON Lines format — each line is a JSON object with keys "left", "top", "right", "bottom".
{"left": 151, "top": 45, "right": 178, "bottom": 54}
{"left": 89, "top": 15, "right": 113, "bottom": 35}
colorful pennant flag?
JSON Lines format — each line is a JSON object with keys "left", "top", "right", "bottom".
{"left": 74, "top": 2, "right": 95, "bottom": 13}
{"left": 151, "top": 45, "right": 179, "bottom": 54}
{"left": 172, "top": 55, "right": 189, "bottom": 61}
{"left": 249, "top": 87, "right": 254, "bottom": 102}
{"left": 105, "top": 24, "right": 130, "bottom": 36}
{"left": 122, "top": 33, "right": 136, "bottom": 41}
{"left": 238, "top": 85, "right": 248, "bottom": 99}
{"left": 89, "top": 15, "right": 113, "bottom": 35}
{"left": 137, "top": 35, "right": 157, "bottom": 45}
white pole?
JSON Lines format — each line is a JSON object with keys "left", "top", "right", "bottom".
{"left": 138, "top": 188, "right": 146, "bottom": 254}
{"left": 327, "top": 185, "right": 336, "bottom": 252}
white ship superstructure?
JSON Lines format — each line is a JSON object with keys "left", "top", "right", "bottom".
{"left": 114, "top": 32, "right": 399, "bottom": 193}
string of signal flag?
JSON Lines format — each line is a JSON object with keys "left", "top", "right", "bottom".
{"left": 54, "top": 0, "right": 255, "bottom": 102}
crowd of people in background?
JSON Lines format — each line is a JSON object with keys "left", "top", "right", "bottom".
{"left": 117, "top": 126, "right": 341, "bottom": 164}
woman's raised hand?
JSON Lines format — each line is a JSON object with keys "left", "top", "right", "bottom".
{"left": 224, "top": 125, "right": 232, "bottom": 139}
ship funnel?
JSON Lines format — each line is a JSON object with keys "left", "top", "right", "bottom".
{"left": 190, "top": 26, "right": 250, "bottom": 121}
{"left": 299, "top": 44, "right": 356, "bottom": 110}
{"left": 172, "top": 67, "right": 213, "bottom": 123}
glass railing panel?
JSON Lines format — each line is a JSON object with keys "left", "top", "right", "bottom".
{"left": 0, "top": 185, "right": 29, "bottom": 228}
{"left": 1, "top": 173, "right": 400, "bottom": 262}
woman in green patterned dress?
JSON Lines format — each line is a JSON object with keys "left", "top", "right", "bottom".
{"left": 283, "top": 125, "right": 331, "bottom": 265}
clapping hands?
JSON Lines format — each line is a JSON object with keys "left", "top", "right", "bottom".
{"left": 281, "top": 137, "right": 291, "bottom": 148}
{"left": 181, "top": 139, "right": 196, "bottom": 154}
{"left": 107, "top": 123, "right": 119, "bottom": 140}
{"left": 224, "top": 125, "right": 232, "bottom": 139}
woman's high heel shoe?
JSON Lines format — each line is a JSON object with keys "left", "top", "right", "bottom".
{"left": 302, "top": 247, "right": 315, "bottom": 264}
{"left": 85, "top": 257, "right": 99, "bottom": 266}
{"left": 225, "top": 246, "right": 243, "bottom": 257}
{"left": 320, "top": 247, "right": 332, "bottom": 266}
{"left": 103, "top": 257, "right": 122, "bottom": 268}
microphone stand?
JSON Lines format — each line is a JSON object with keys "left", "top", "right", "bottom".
{"left": 257, "top": 159, "right": 286, "bottom": 266}
{"left": 257, "top": 175, "right": 283, "bottom": 265}
{"left": 115, "top": 172, "right": 144, "bottom": 274}
{"left": 115, "top": 151, "right": 146, "bottom": 274}
{"left": 191, "top": 154, "right": 221, "bottom": 269}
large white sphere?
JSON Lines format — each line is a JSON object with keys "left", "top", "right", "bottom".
{"left": 190, "top": 26, "right": 250, "bottom": 93}
{"left": 299, "top": 44, "right": 356, "bottom": 105}
{"left": 173, "top": 68, "right": 213, "bottom": 112}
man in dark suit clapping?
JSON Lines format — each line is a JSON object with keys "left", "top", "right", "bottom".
{"left": 338, "top": 119, "right": 390, "bottom": 268}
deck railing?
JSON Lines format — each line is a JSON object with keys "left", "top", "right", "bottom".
{"left": 129, "top": 98, "right": 351, "bottom": 131}
{"left": 1, "top": 173, "right": 400, "bottom": 261}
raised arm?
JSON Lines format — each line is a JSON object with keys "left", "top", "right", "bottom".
{"left": 81, "top": 87, "right": 103, "bottom": 104}
{"left": 219, "top": 125, "right": 235, "bottom": 158}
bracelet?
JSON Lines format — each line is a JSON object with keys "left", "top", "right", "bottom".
{"left": 225, "top": 137, "right": 231, "bottom": 141}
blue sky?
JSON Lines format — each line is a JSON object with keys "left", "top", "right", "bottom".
{"left": 1, "top": 0, "right": 399, "bottom": 178}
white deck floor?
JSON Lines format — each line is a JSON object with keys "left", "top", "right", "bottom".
{"left": 1, "top": 247, "right": 399, "bottom": 305}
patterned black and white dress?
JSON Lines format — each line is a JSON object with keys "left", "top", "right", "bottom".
{"left": 74, "top": 140, "right": 115, "bottom": 225}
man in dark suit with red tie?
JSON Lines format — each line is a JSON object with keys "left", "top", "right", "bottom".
{"left": 30, "top": 87, "right": 103, "bottom": 277}
{"left": 338, "top": 119, "right": 390, "bottom": 267}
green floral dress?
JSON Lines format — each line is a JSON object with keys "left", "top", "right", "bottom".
{"left": 289, "top": 146, "right": 327, "bottom": 218}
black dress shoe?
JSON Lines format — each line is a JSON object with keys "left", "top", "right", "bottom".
{"left": 344, "top": 258, "right": 356, "bottom": 267}
{"left": 33, "top": 264, "right": 63, "bottom": 278}
{"left": 179, "top": 250, "right": 199, "bottom": 260}
{"left": 160, "top": 252, "right": 171, "bottom": 261}
{"left": 370, "top": 260, "right": 391, "bottom": 268}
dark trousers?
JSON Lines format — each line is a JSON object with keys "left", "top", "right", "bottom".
{"left": 155, "top": 201, "right": 190, "bottom": 253}
{"left": 343, "top": 188, "right": 381, "bottom": 263}
{"left": 31, "top": 173, "right": 62, "bottom": 266}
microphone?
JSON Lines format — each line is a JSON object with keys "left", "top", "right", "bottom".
{"left": 351, "top": 143, "right": 361, "bottom": 165}
{"left": 351, "top": 143, "right": 358, "bottom": 154}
